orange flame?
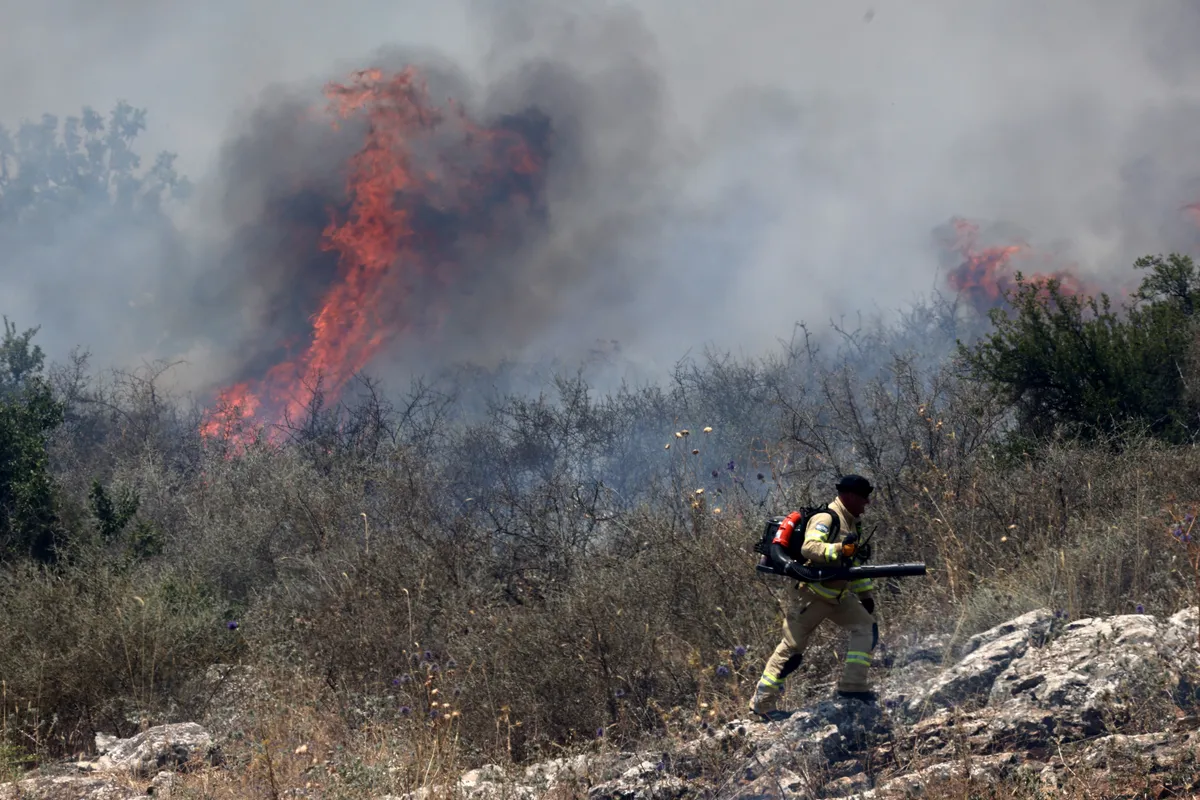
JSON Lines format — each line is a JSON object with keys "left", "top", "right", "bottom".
{"left": 945, "top": 218, "right": 1099, "bottom": 315}
{"left": 201, "top": 67, "right": 543, "bottom": 449}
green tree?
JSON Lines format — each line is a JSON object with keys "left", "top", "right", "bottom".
{"left": 958, "top": 255, "right": 1200, "bottom": 444}
{"left": 0, "top": 318, "right": 65, "bottom": 562}
{"left": 0, "top": 103, "right": 191, "bottom": 363}
{"left": 84, "top": 478, "right": 165, "bottom": 563}
{"left": 0, "top": 101, "right": 190, "bottom": 230}
{"left": 1132, "top": 253, "right": 1200, "bottom": 315}
{"left": 0, "top": 317, "right": 44, "bottom": 398}
{"left": 88, "top": 480, "right": 140, "bottom": 543}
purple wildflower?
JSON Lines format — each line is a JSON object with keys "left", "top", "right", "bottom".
{"left": 447, "top": 658, "right": 458, "bottom": 669}
{"left": 226, "top": 621, "right": 239, "bottom": 631}
{"left": 422, "top": 650, "right": 434, "bottom": 662}
{"left": 655, "top": 761, "right": 665, "bottom": 772}
{"left": 1186, "top": 514, "right": 1195, "bottom": 524}
{"left": 734, "top": 645, "right": 748, "bottom": 659}
{"left": 595, "top": 727, "right": 605, "bottom": 738}
{"left": 711, "top": 470, "right": 719, "bottom": 478}
{"left": 716, "top": 665, "right": 731, "bottom": 678}
{"left": 614, "top": 688, "right": 626, "bottom": 698}
{"left": 757, "top": 473, "right": 765, "bottom": 481}
{"left": 1136, "top": 604, "right": 1145, "bottom": 614}
{"left": 399, "top": 706, "right": 412, "bottom": 716}
{"left": 399, "top": 673, "right": 412, "bottom": 684}
{"left": 727, "top": 461, "right": 736, "bottom": 471}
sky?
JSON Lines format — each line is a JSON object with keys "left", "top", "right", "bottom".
{"left": 4, "top": 0, "right": 1200, "bottom": 398}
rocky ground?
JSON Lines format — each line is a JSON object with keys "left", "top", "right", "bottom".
{"left": 4, "top": 607, "right": 1199, "bottom": 799}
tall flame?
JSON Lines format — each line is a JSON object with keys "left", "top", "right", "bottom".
{"left": 201, "top": 67, "right": 543, "bottom": 449}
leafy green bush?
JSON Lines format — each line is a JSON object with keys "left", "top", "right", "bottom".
{"left": 959, "top": 254, "right": 1200, "bottom": 444}
{"left": 0, "top": 319, "right": 64, "bottom": 564}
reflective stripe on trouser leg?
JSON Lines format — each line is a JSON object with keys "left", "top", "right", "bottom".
{"left": 756, "top": 671, "right": 784, "bottom": 691}
{"left": 845, "top": 650, "right": 872, "bottom": 666}
{"left": 827, "top": 593, "right": 877, "bottom": 693}
{"left": 758, "top": 587, "right": 835, "bottom": 699}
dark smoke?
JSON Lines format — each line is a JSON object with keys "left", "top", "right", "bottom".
{"left": 183, "top": 91, "right": 353, "bottom": 385}
{"left": 13, "top": 1, "right": 1200, "bottom": 401}
{"left": 185, "top": 9, "right": 675, "bottom": 395}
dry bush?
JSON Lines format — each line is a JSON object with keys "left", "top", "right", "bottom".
{"left": 0, "top": 559, "right": 233, "bottom": 755}
{"left": 237, "top": 504, "right": 779, "bottom": 763}
{"left": 4, "top": 293, "right": 1199, "bottom": 785}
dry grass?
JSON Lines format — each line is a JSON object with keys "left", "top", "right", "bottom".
{"left": 2, "top": 309, "right": 1199, "bottom": 795}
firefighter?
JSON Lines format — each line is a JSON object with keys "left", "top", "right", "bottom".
{"left": 749, "top": 474, "right": 879, "bottom": 719}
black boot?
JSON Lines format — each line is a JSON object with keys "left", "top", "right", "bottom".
{"left": 836, "top": 689, "right": 878, "bottom": 704}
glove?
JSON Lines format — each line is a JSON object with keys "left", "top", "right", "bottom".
{"left": 861, "top": 596, "right": 875, "bottom": 616}
{"left": 839, "top": 532, "right": 860, "bottom": 562}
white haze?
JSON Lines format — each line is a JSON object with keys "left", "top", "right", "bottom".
{"left": 3, "top": 0, "right": 1200, "bottom": 397}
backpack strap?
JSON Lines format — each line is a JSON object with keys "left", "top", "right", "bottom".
{"left": 807, "top": 506, "right": 841, "bottom": 541}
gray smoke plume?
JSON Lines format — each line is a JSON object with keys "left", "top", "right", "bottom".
{"left": 176, "top": 5, "right": 679, "bottom": 402}
{"left": 5, "top": 0, "right": 1200, "bottom": 401}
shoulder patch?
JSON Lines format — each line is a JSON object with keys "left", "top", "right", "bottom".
{"left": 814, "top": 522, "right": 830, "bottom": 534}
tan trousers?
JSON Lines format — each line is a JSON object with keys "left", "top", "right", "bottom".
{"left": 756, "top": 583, "right": 876, "bottom": 700}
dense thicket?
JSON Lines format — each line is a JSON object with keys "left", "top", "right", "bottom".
{"left": 961, "top": 255, "right": 1200, "bottom": 444}
{"left": 1, "top": 103, "right": 1198, "bottom": 774}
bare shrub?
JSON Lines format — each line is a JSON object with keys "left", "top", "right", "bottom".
{"left": 4, "top": 289, "right": 1199, "bottom": 779}
{"left": 0, "top": 559, "right": 232, "bottom": 754}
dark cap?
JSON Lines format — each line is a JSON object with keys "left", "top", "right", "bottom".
{"left": 836, "top": 474, "right": 873, "bottom": 498}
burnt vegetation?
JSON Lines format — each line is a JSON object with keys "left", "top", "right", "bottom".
{"left": 2, "top": 103, "right": 1200, "bottom": 796}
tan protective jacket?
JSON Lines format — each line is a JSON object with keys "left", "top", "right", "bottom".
{"left": 799, "top": 496, "right": 874, "bottom": 601}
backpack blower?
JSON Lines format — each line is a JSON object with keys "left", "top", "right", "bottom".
{"left": 753, "top": 511, "right": 927, "bottom": 582}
